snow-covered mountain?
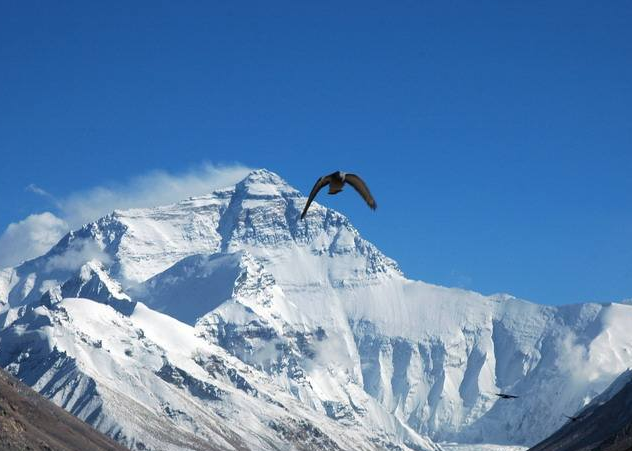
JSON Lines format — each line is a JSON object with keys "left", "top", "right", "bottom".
{"left": 1, "top": 169, "right": 632, "bottom": 451}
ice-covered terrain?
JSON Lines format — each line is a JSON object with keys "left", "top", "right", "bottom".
{"left": 1, "top": 169, "right": 632, "bottom": 451}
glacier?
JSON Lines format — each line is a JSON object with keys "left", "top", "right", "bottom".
{"left": 1, "top": 168, "right": 632, "bottom": 451}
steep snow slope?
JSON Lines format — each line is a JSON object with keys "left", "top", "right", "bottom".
{"left": 2, "top": 169, "right": 632, "bottom": 450}
{"left": 0, "top": 294, "right": 435, "bottom": 451}
{"left": 131, "top": 252, "right": 243, "bottom": 324}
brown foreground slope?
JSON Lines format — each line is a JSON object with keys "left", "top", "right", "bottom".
{"left": 0, "top": 368, "right": 128, "bottom": 451}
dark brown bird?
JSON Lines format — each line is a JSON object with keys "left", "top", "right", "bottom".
{"left": 564, "top": 414, "right": 582, "bottom": 422}
{"left": 300, "top": 171, "right": 377, "bottom": 220}
{"left": 495, "top": 393, "right": 519, "bottom": 399}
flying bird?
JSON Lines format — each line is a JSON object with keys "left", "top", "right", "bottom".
{"left": 495, "top": 393, "right": 519, "bottom": 399}
{"left": 563, "top": 414, "right": 582, "bottom": 422}
{"left": 300, "top": 171, "right": 376, "bottom": 220}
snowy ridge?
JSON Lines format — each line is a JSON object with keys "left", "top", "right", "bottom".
{"left": 0, "top": 297, "right": 434, "bottom": 451}
{"left": 1, "top": 169, "right": 632, "bottom": 450}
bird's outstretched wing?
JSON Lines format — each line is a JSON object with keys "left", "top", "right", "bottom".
{"left": 496, "top": 393, "right": 519, "bottom": 399}
{"left": 301, "top": 175, "right": 331, "bottom": 219}
{"left": 345, "top": 174, "right": 377, "bottom": 210}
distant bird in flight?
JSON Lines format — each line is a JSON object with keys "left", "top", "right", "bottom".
{"left": 495, "top": 393, "right": 519, "bottom": 399}
{"left": 563, "top": 414, "right": 582, "bottom": 422}
{"left": 300, "top": 171, "right": 377, "bottom": 220}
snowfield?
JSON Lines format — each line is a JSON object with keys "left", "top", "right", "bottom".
{"left": 1, "top": 169, "right": 632, "bottom": 451}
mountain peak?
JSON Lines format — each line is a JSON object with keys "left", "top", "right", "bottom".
{"left": 234, "top": 169, "right": 300, "bottom": 198}
{"left": 243, "top": 168, "right": 283, "bottom": 181}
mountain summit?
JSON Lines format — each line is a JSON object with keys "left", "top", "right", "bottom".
{"left": 2, "top": 169, "right": 632, "bottom": 451}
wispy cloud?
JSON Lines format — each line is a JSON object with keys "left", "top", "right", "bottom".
{"left": 0, "top": 163, "right": 252, "bottom": 267}
{"left": 58, "top": 163, "right": 251, "bottom": 227}
{"left": 44, "top": 239, "right": 112, "bottom": 272}
{"left": 26, "top": 183, "right": 51, "bottom": 197}
{"left": 25, "top": 183, "right": 62, "bottom": 209}
{"left": 0, "top": 213, "right": 69, "bottom": 267}
{"left": 555, "top": 331, "right": 620, "bottom": 390}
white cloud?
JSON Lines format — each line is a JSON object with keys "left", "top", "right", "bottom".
{"left": 44, "top": 239, "right": 112, "bottom": 272}
{"left": 555, "top": 331, "right": 615, "bottom": 388}
{"left": 26, "top": 183, "right": 51, "bottom": 197}
{"left": 59, "top": 163, "right": 252, "bottom": 227}
{"left": 0, "top": 213, "right": 69, "bottom": 267}
{"left": 0, "top": 163, "right": 253, "bottom": 268}
{"left": 25, "top": 183, "right": 61, "bottom": 208}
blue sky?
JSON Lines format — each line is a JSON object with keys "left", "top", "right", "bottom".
{"left": 1, "top": 1, "right": 631, "bottom": 304}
